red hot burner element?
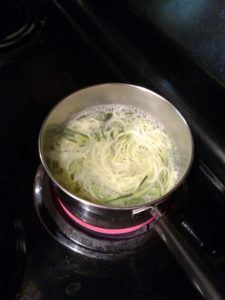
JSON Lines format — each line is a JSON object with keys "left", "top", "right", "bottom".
{"left": 0, "top": 0, "right": 46, "bottom": 66}
{"left": 57, "top": 197, "right": 156, "bottom": 235}
{"left": 34, "top": 165, "right": 158, "bottom": 253}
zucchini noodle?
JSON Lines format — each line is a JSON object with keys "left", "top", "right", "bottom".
{"left": 46, "top": 104, "right": 179, "bottom": 207}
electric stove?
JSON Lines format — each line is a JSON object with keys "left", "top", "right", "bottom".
{"left": 1, "top": 1, "right": 225, "bottom": 299}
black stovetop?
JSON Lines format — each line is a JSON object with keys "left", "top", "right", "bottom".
{"left": 1, "top": 1, "right": 225, "bottom": 299}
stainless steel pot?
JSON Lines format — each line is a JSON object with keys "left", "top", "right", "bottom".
{"left": 38, "top": 83, "right": 224, "bottom": 300}
{"left": 39, "top": 83, "right": 193, "bottom": 228}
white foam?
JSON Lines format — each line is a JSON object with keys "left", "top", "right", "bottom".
{"left": 67, "top": 104, "right": 163, "bottom": 128}
{"left": 66, "top": 104, "right": 179, "bottom": 165}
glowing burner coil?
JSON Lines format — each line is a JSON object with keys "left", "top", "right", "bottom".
{"left": 57, "top": 197, "right": 156, "bottom": 235}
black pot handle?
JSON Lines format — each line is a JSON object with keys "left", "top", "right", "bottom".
{"left": 154, "top": 213, "right": 225, "bottom": 300}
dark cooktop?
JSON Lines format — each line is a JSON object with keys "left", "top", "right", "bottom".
{"left": 1, "top": 1, "right": 225, "bottom": 299}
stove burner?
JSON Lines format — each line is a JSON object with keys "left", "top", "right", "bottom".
{"left": 0, "top": 0, "right": 46, "bottom": 66}
{"left": 34, "top": 165, "right": 187, "bottom": 258}
{"left": 57, "top": 197, "right": 156, "bottom": 235}
{"left": 34, "top": 165, "right": 157, "bottom": 256}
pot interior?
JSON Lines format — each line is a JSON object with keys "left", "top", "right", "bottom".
{"left": 39, "top": 83, "right": 193, "bottom": 209}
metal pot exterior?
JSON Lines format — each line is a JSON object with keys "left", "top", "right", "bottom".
{"left": 52, "top": 182, "right": 172, "bottom": 228}
{"left": 39, "top": 83, "right": 193, "bottom": 228}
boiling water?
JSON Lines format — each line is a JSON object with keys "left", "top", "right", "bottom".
{"left": 47, "top": 104, "right": 179, "bottom": 207}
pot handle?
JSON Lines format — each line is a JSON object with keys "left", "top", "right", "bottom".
{"left": 151, "top": 209, "right": 225, "bottom": 300}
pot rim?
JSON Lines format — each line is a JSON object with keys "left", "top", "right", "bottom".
{"left": 38, "top": 82, "right": 194, "bottom": 212}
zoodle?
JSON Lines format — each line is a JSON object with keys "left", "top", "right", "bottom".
{"left": 46, "top": 104, "right": 178, "bottom": 207}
